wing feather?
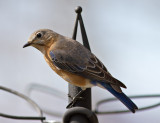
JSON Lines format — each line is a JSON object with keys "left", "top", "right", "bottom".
{"left": 49, "top": 39, "right": 126, "bottom": 92}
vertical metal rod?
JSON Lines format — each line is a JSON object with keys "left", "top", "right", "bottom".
{"left": 72, "top": 13, "right": 79, "bottom": 40}
{"left": 78, "top": 14, "right": 91, "bottom": 51}
{"left": 64, "top": 6, "right": 98, "bottom": 123}
{"left": 68, "top": 6, "right": 91, "bottom": 110}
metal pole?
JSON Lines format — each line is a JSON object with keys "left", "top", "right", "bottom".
{"left": 63, "top": 6, "right": 98, "bottom": 123}
{"left": 68, "top": 6, "right": 91, "bottom": 110}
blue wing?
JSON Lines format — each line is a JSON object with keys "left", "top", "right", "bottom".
{"left": 49, "top": 39, "right": 138, "bottom": 112}
{"left": 49, "top": 45, "right": 126, "bottom": 93}
{"left": 50, "top": 50, "right": 85, "bottom": 72}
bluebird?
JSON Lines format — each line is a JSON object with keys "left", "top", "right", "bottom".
{"left": 23, "top": 29, "right": 138, "bottom": 113}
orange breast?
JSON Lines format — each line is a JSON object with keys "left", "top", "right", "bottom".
{"left": 44, "top": 55, "right": 92, "bottom": 88}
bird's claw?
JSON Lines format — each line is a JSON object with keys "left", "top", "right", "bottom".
{"left": 66, "top": 95, "right": 84, "bottom": 108}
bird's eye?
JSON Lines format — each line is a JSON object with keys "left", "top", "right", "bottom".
{"left": 36, "top": 32, "right": 42, "bottom": 38}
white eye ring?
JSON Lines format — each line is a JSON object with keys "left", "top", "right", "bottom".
{"left": 36, "top": 32, "right": 42, "bottom": 38}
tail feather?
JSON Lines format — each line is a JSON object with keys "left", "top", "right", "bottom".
{"left": 98, "top": 82, "right": 138, "bottom": 113}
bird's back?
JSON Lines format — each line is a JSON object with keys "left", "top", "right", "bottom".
{"left": 47, "top": 35, "right": 126, "bottom": 92}
{"left": 51, "top": 35, "right": 92, "bottom": 67}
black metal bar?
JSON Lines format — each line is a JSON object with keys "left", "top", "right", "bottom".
{"left": 63, "top": 107, "right": 98, "bottom": 123}
{"left": 68, "top": 6, "right": 92, "bottom": 110}
{"left": 78, "top": 14, "right": 91, "bottom": 51}
{"left": 0, "top": 113, "right": 45, "bottom": 120}
{"left": 72, "top": 12, "right": 79, "bottom": 40}
{"left": 65, "top": 6, "right": 98, "bottom": 123}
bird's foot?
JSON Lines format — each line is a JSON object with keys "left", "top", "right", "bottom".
{"left": 66, "top": 96, "right": 84, "bottom": 108}
{"left": 66, "top": 90, "right": 85, "bottom": 108}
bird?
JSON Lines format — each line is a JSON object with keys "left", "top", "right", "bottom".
{"left": 23, "top": 29, "right": 138, "bottom": 113}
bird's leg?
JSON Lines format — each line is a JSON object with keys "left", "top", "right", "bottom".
{"left": 67, "top": 90, "right": 85, "bottom": 108}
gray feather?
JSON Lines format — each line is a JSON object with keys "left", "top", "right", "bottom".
{"left": 49, "top": 35, "right": 126, "bottom": 92}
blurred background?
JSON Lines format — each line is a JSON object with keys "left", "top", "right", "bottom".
{"left": 0, "top": 0, "right": 160, "bottom": 123}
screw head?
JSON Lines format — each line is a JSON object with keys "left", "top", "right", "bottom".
{"left": 75, "top": 6, "right": 82, "bottom": 13}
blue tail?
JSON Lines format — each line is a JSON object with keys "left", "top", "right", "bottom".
{"left": 98, "top": 82, "right": 138, "bottom": 113}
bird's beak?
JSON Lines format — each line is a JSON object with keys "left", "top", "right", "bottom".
{"left": 23, "top": 42, "right": 32, "bottom": 48}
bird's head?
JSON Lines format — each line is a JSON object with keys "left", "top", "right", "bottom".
{"left": 23, "top": 29, "right": 58, "bottom": 54}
